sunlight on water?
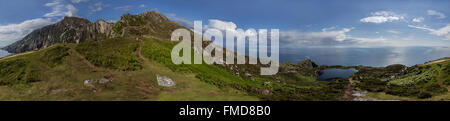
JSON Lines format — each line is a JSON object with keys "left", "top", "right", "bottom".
{"left": 280, "top": 46, "right": 450, "bottom": 67}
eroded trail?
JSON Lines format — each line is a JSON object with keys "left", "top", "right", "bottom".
{"left": 342, "top": 78, "right": 356, "bottom": 101}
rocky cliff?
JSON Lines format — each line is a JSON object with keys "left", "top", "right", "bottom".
{"left": 3, "top": 11, "right": 183, "bottom": 53}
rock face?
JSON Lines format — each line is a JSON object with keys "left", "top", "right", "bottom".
{"left": 297, "top": 59, "right": 318, "bottom": 69}
{"left": 156, "top": 75, "right": 176, "bottom": 87}
{"left": 280, "top": 59, "right": 321, "bottom": 76}
{"left": 3, "top": 11, "right": 185, "bottom": 53}
{"left": 3, "top": 17, "right": 116, "bottom": 53}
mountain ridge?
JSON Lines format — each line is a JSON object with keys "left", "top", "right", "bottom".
{"left": 2, "top": 11, "right": 181, "bottom": 53}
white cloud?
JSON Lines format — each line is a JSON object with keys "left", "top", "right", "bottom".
{"left": 431, "top": 25, "right": 450, "bottom": 40}
{"left": 387, "top": 30, "right": 401, "bottom": 34}
{"left": 167, "top": 13, "right": 194, "bottom": 28}
{"left": 71, "top": 0, "right": 89, "bottom": 3}
{"left": 412, "top": 17, "right": 424, "bottom": 22}
{"left": 280, "top": 27, "right": 388, "bottom": 46}
{"left": 427, "top": 10, "right": 446, "bottom": 19}
{"left": 0, "top": 18, "right": 54, "bottom": 46}
{"left": 44, "top": 0, "right": 78, "bottom": 17}
{"left": 115, "top": 5, "right": 133, "bottom": 11}
{"left": 139, "top": 4, "right": 146, "bottom": 8}
{"left": 360, "top": 11, "right": 404, "bottom": 24}
{"left": 205, "top": 19, "right": 237, "bottom": 31}
{"left": 408, "top": 25, "right": 434, "bottom": 31}
{"left": 0, "top": 0, "right": 83, "bottom": 47}
{"left": 65, "top": 4, "right": 78, "bottom": 17}
{"left": 409, "top": 24, "right": 450, "bottom": 40}
{"left": 45, "top": 0, "right": 62, "bottom": 6}
{"left": 203, "top": 19, "right": 258, "bottom": 41}
{"left": 305, "top": 28, "right": 353, "bottom": 42}
{"left": 89, "top": 2, "right": 104, "bottom": 14}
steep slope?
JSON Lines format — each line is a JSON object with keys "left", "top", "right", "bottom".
{"left": 3, "top": 11, "right": 183, "bottom": 53}
{"left": 3, "top": 17, "right": 115, "bottom": 53}
{"left": 0, "top": 11, "right": 348, "bottom": 101}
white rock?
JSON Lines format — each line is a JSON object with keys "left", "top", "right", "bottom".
{"left": 156, "top": 75, "right": 176, "bottom": 87}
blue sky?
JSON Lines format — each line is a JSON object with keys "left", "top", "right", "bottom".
{"left": 0, "top": 0, "right": 449, "bottom": 47}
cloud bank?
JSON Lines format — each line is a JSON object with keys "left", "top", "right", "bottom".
{"left": 360, "top": 11, "right": 404, "bottom": 24}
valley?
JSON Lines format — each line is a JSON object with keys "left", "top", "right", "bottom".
{"left": 0, "top": 11, "right": 448, "bottom": 101}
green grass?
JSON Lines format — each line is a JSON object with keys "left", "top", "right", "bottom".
{"left": 354, "top": 60, "right": 449, "bottom": 99}
{"left": 75, "top": 37, "right": 142, "bottom": 71}
{"left": 140, "top": 36, "right": 347, "bottom": 101}
{"left": 296, "top": 74, "right": 317, "bottom": 82}
{"left": 0, "top": 37, "right": 258, "bottom": 101}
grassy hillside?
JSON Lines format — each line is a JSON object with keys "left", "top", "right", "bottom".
{"left": 0, "top": 38, "right": 258, "bottom": 101}
{"left": 353, "top": 59, "right": 450, "bottom": 100}
{"left": 0, "top": 32, "right": 352, "bottom": 101}
{"left": 139, "top": 36, "right": 348, "bottom": 101}
{"left": 0, "top": 34, "right": 447, "bottom": 101}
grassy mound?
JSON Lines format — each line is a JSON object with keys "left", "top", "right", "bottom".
{"left": 354, "top": 60, "right": 449, "bottom": 99}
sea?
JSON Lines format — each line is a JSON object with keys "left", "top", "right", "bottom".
{"left": 0, "top": 49, "right": 10, "bottom": 58}
{"left": 280, "top": 46, "right": 450, "bottom": 67}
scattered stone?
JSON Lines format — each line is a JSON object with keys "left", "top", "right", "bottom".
{"left": 264, "top": 81, "right": 272, "bottom": 86}
{"left": 84, "top": 80, "right": 95, "bottom": 87}
{"left": 99, "top": 78, "right": 112, "bottom": 84}
{"left": 352, "top": 91, "right": 368, "bottom": 97}
{"left": 156, "top": 75, "right": 176, "bottom": 87}
{"left": 262, "top": 89, "right": 272, "bottom": 95}
{"left": 276, "top": 80, "right": 281, "bottom": 83}
{"left": 245, "top": 73, "right": 253, "bottom": 80}
{"left": 84, "top": 78, "right": 112, "bottom": 88}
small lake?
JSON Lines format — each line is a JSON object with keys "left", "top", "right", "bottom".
{"left": 317, "top": 68, "right": 358, "bottom": 81}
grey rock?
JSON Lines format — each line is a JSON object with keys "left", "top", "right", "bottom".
{"left": 84, "top": 80, "right": 95, "bottom": 87}
{"left": 156, "top": 75, "right": 176, "bottom": 87}
{"left": 3, "top": 17, "right": 116, "bottom": 53}
{"left": 262, "top": 89, "right": 272, "bottom": 95}
{"left": 3, "top": 11, "right": 185, "bottom": 53}
{"left": 245, "top": 73, "right": 253, "bottom": 80}
{"left": 98, "top": 78, "right": 112, "bottom": 84}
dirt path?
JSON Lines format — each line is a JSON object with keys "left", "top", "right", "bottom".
{"left": 135, "top": 38, "right": 144, "bottom": 59}
{"left": 342, "top": 78, "right": 356, "bottom": 101}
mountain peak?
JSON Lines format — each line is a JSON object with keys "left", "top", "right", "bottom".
{"left": 119, "top": 11, "right": 169, "bottom": 24}
{"left": 3, "top": 11, "right": 184, "bottom": 53}
{"left": 60, "top": 16, "right": 91, "bottom": 24}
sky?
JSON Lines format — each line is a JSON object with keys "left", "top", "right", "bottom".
{"left": 0, "top": 0, "right": 449, "bottom": 48}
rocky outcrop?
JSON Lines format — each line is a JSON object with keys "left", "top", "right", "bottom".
{"left": 156, "top": 75, "right": 176, "bottom": 87}
{"left": 3, "top": 11, "right": 185, "bottom": 53}
{"left": 280, "top": 59, "right": 321, "bottom": 76}
{"left": 84, "top": 78, "right": 112, "bottom": 88}
{"left": 3, "top": 17, "right": 116, "bottom": 53}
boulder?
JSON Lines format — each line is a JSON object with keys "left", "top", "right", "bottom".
{"left": 156, "top": 75, "right": 176, "bottom": 87}
{"left": 84, "top": 80, "right": 95, "bottom": 87}
{"left": 99, "top": 78, "right": 112, "bottom": 84}
{"left": 245, "top": 73, "right": 253, "bottom": 80}
{"left": 262, "top": 89, "right": 272, "bottom": 95}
